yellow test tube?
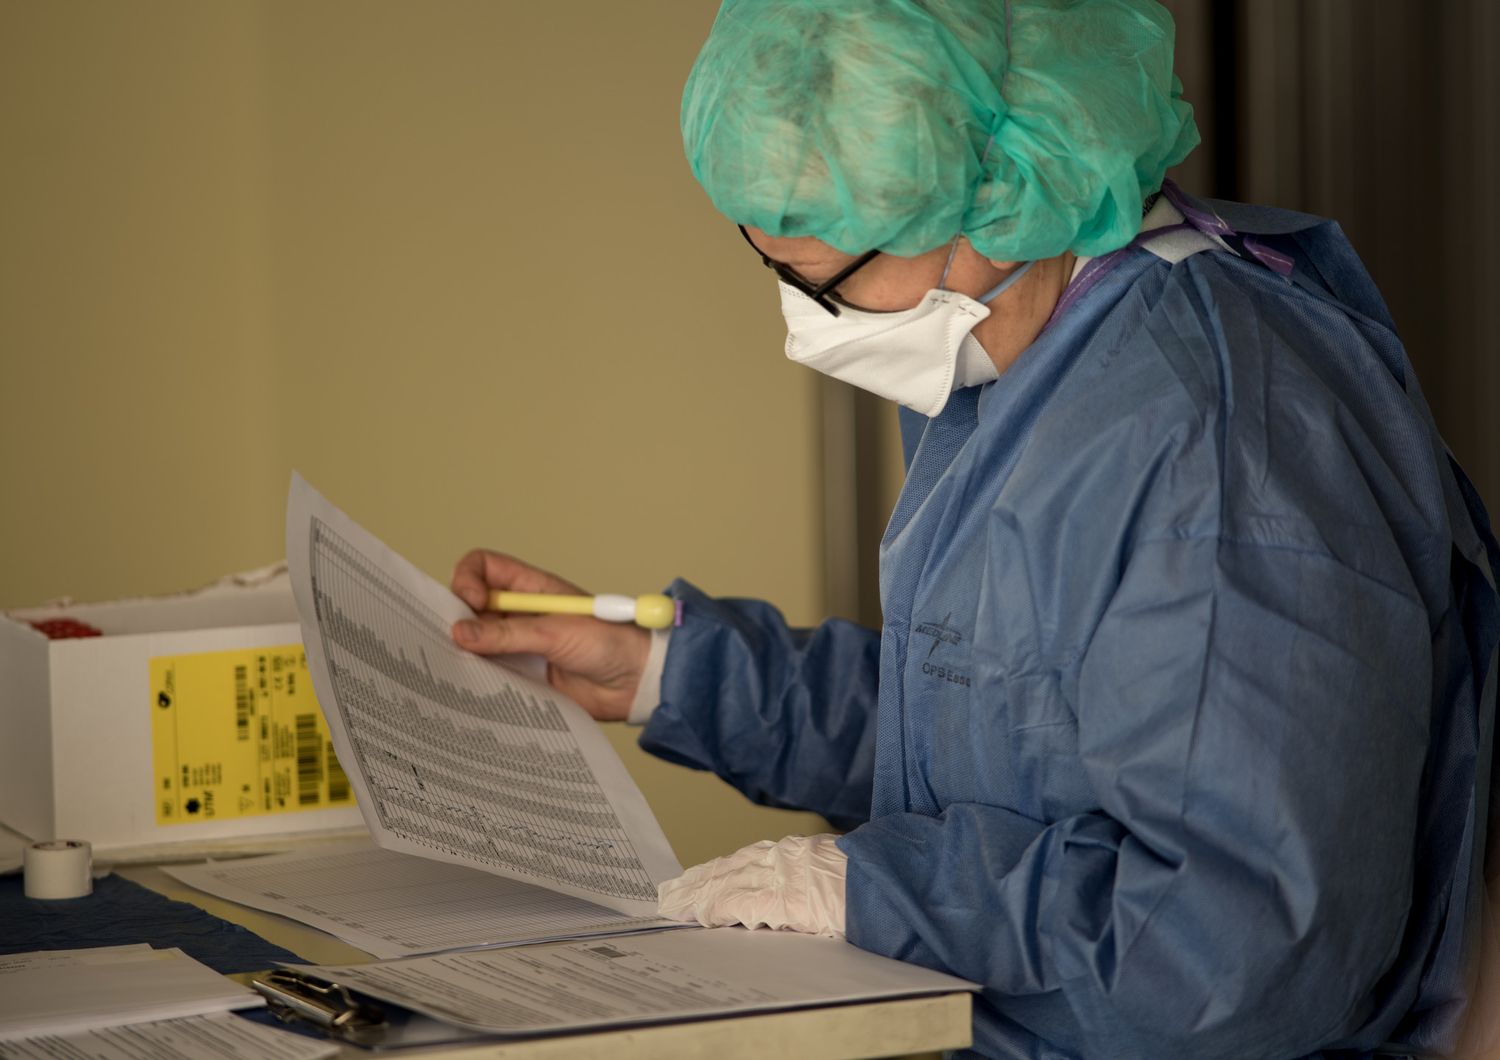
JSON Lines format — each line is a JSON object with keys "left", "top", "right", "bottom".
{"left": 487, "top": 591, "right": 679, "bottom": 630}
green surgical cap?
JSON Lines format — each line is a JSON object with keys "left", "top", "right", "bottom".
{"left": 682, "top": 0, "right": 1200, "bottom": 261}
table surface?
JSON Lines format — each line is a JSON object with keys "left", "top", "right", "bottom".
{"left": 3, "top": 827, "right": 970, "bottom": 1059}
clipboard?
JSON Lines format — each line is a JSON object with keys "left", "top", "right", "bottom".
{"left": 251, "top": 969, "right": 491, "bottom": 1050}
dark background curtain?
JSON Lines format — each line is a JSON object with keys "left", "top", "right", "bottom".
{"left": 1165, "top": 0, "right": 1500, "bottom": 505}
{"left": 832, "top": 0, "right": 1500, "bottom": 628}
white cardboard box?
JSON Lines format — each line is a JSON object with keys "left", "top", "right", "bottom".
{"left": 0, "top": 567, "right": 364, "bottom": 855}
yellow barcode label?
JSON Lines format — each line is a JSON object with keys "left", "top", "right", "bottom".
{"left": 150, "top": 645, "right": 353, "bottom": 824}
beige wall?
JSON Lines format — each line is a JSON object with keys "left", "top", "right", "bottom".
{"left": 0, "top": 1, "right": 831, "bottom": 867}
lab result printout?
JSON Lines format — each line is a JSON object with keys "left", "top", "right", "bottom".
{"left": 289, "top": 928, "right": 976, "bottom": 1036}
{"left": 285, "top": 474, "right": 681, "bottom": 919}
{"left": 164, "top": 839, "right": 673, "bottom": 959}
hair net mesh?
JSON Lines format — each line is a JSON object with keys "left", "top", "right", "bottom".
{"left": 681, "top": 0, "right": 1200, "bottom": 261}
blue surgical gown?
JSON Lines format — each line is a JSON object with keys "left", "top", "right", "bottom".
{"left": 640, "top": 196, "right": 1500, "bottom": 1059}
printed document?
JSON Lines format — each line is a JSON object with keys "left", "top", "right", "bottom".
{"left": 286, "top": 474, "right": 680, "bottom": 919}
{"left": 0, "top": 1011, "right": 337, "bottom": 1060}
{"left": 164, "top": 839, "right": 674, "bottom": 959}
{"left": 288, "top": 927, "right": 977, "bottom": 1036}
{"left": 0, "top": 946, "right": 260, "bottom": 1041}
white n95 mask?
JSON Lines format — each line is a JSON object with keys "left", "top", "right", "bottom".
{"left": 779, "top": 260, "right": 1035, "bottom": 418}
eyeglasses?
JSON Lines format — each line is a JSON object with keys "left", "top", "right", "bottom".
{"left": 738, "top": 225, "right": 880, "bottom": 317}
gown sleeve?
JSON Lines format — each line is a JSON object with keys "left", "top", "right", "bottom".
{"left": 838, "top": 533, "right": 1435, "bottom": 1058}
{"left": 638, "top": 578, "right": 880, "bottom": 831}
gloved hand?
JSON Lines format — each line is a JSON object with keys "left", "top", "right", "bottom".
{"left": 657, "top": 834, "right": 847, "bottom": 938}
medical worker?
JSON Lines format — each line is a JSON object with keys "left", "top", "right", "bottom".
{"left": 451, "top": 1, "right": 1500, "bottom": 1056}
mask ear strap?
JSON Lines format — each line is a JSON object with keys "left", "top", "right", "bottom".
{"left": 938, "top": 237, "right": 963, "bottom": 290}
{"left": 977, "top": 259, "right": 1036, "bottom": 304}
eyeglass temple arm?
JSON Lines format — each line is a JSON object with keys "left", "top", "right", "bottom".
{"left": 738, "top": 225, "right": 879, "bottom": 298}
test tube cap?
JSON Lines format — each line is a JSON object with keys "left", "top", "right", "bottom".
{"left": 634, "top": 594, "right": 677, "bottom": 630}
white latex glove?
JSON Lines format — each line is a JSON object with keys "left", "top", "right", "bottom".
{"left": 656, "top": 834, "right": 847, "bottom": 939}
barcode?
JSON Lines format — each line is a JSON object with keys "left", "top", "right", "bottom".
{"left": 295, "top": 713, "right": 321, "bottom": 805}
{"left": 234, "top": 665, "right": 251, "bottom": 741}
{"left": 326, "top": 740, "right": 351, "bottom": 802}
{"left": 589, "top": 946, "right": 629, "bottom": 959}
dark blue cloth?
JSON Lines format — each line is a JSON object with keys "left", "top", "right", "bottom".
{"left": 0, "top": 872, "right": 304, "bottom": 975}
{"left": 641, "top": 197, "right": 1498, "bottom": 1059}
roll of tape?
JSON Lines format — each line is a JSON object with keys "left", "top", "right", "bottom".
{"left": 23, "top": 839, "right": 92, "bottom": 899}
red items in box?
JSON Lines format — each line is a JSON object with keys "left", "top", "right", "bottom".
{"left": 28, "top": 618, "right": 103, "bottom": 640}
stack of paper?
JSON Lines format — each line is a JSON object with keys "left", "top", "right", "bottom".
{"left": 0, "top": 1011, "right": 337, "bottom": 1060}
{"left": 0, "top": 946, "right": 259, "bottom": 1040}
{"left": 0, "top": 945, "right": 336, "bottom": 1058}
{"left": 164, "top": 839, "right": 677, "bottom": 959}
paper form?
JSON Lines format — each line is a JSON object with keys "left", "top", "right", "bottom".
{"left": 0, "top": 1011, "right": 338, "bottom": 1060}
{"left": 0, "top": 946, "right": 152, "bottom": 966}
{"left": 288, "top": 928, "right": 977, "bottom": 1036}
{"left": 0, "top": 947, "right": 261, "bottom": 1041}
{"left": 164, "top": 839, "right": 677, "bottom": 959}
{"left": 285, "top": 474, "right": 681, "bottom": 919}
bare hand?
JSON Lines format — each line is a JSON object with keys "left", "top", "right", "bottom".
{"left": 449, "top": 550, "right": 650, "bottom": 721}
